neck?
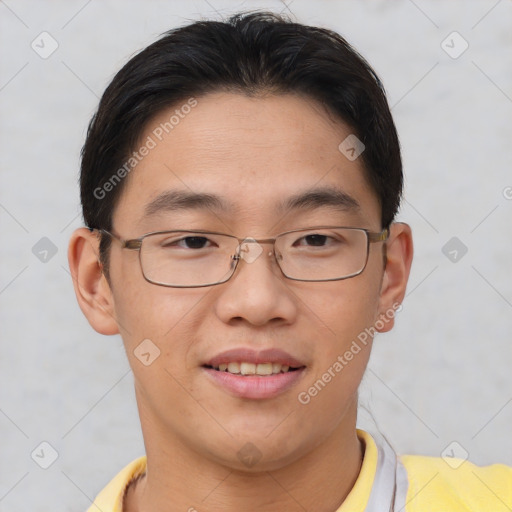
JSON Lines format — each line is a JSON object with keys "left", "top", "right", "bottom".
{"left": 126, "top": 400, "right": 363, "bottom": 512}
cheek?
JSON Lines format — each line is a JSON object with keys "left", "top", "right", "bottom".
{"left": 304, "top": 271, "right": 382, "bottom": 347}
{"left": 111, "top": 273, "right": 210, "bottom": 376}
{"left": 291, "top": 272, "right": 381, "bottom": 424}
{"left": 291, "top": 315, "right": 372, "bottom": 459}
{"left": 112, "top": 260, "right": 202, "bottom": 335}
{"left": 113, "top": 284, "right": 208, "bottom": 421}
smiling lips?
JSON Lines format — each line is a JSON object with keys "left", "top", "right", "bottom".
{"left": 203, "top": 348, "right": 306, "bottom": 399}
{"left": 214, "top": 361, "right": 293, "bottom": 375}
{"left": 204, "top": 347, "right": 305, "bottom": 373}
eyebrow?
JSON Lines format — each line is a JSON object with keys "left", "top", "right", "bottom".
{"left": 143, "top": 187, "right": 360, "bottom": 218}
{"left": 144, "top": 190, "right": 230, "bottom": 217}
{"left": 278, "top": 187, "right": 360, "bottom": 214}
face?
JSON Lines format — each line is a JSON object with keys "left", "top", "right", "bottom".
{"left": 83, "top": 92, "right": 406, "bottom": 471}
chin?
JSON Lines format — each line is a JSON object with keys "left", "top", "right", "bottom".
{"left": 194, "top": 426, "right": 313, "bottom": 473}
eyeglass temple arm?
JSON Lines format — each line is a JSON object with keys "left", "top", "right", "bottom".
{"left": 96, "top": 229, "right": 143, "bottom": 250}
{"left": 368, "top": 228, "right": 389, "bottom": 243}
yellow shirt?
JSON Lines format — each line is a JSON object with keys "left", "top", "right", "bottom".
{"left": 86, "top": 429, "right": 512, "bottom": 511}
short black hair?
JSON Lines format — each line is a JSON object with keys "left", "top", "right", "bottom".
{"left": 80, "top": 11, "right": 402, "bottom": 268}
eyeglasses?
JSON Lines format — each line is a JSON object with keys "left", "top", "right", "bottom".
{"left": 99, "top": 226, "right": 389, "bottom": 288}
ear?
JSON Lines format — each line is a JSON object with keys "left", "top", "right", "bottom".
{"left": 375, "top": 222, "right": 413, "bottom": 333}
{"left": 68, "top": 228, "right": 120, "bottom": 335}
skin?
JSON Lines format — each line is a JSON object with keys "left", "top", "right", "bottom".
{"left": 69, "top": 91, "right": 413, "bottom": 512}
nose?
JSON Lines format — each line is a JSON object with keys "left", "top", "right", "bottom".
{"left": 213, "top": 240, "right": 298, "bottom": 327}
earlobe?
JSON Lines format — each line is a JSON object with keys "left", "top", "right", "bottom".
{"left": 68, "top": 228, "right": 120, "bottom": 335}
{"left": 376, "top": 222, "right": 413, "bottom": 333}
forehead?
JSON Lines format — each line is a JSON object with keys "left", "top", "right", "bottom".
{"left": 113, "top": 92, "right": 380, "bottom": 232}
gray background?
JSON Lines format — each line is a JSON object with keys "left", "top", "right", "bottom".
{"left": 0, "top": 0, "right": 511, "bottom": 510}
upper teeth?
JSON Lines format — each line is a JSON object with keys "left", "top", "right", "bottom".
{"left": 215, "top": 362, "right": 291, "bottom": 375}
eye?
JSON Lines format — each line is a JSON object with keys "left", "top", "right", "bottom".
{"left": 181, "top": 236, "right": 211, "bottom": 249}
{"left": 294, "top": 233, "right": 334, "bottom": 247}
{"left": 161, "top": 236, "right": 214, "bottom": 249}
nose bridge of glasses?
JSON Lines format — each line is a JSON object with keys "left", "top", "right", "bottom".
{"left": 236, "top": 237, "right": 277, "bottom": 264}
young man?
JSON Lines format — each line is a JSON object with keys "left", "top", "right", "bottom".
{"left": 68, "top": 12, "right": 511, "bottom": 512}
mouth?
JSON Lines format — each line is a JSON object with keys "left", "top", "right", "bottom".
{"left": 204, "top": 362, "right": 303, "bottom": 376}
{"left": 202, "top": 348, "right": 307, "bottom": 399}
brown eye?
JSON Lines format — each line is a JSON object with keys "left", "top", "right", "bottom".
{"left": 179, "top": 236, "right": 210, "bottom": 249}
{"left": 161, "top": 236, "right": 213, "bottom": 249}
{"left": 301, "top": 234, "right": 328, "bottom": 246}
